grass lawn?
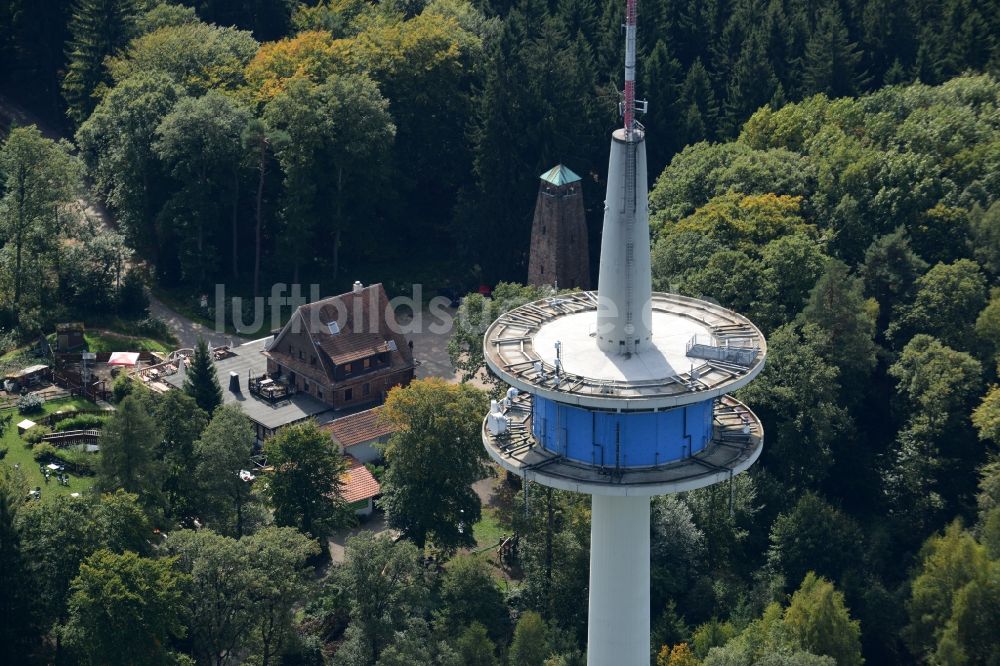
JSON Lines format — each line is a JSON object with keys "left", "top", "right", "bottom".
{"left": 83, "top": 330, "right": 172, "bottom": 354}
{"left": 43, "top": 316, "right": 178, "bottom": 355}
{"left": 473, "top": 506, "right": 506, "bottom": 549}
{"left": 1, "top": 397, "right": 100, "bottom": 499}
{"left": 0, "top": 345, "right": 29, "bottom": 362}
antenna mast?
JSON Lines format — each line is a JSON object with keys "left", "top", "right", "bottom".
{"left": 623, "top": 0, "right": 639, "bottom": 142}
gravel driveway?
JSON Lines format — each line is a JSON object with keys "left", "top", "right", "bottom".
{"left": 146, "top": 293, "right": 239, "bottom": 350}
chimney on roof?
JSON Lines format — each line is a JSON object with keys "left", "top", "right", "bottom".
{"left": 229, "top": 371, "right": 240, "bottom": 393}
{"left": 353, "top": 280, "right": 363, "bottom": 294}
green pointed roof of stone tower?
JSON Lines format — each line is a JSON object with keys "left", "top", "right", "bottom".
{"left": 540, "top": 164, "right": 582, "bottom": 186}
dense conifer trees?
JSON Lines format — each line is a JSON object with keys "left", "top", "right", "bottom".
{"left": 62, "top": 0, "right": 139, "bottom": 124}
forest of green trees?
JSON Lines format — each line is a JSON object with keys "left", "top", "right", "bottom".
{"left": 1, "top": 0, "right": 1000, "bottom": 664}
{"left": 2, "top": 0, "right": 998, "bottom": 319}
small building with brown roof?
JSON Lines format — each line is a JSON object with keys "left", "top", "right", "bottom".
{"left": 263, "top": 282, "right": 415, "bottom": 411}
{"left": 321, "top": 405, "right": 394, "bottom": 464}
{"left": 341, "top": 455, "right": 381, "bottom": 516}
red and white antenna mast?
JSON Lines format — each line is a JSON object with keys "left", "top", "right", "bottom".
{"left": 623, "top": 0, "right": 639, "bottom": 142}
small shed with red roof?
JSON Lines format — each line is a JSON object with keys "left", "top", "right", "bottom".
{"left": 341, "top": 455, "right": 380, "bottom": 516}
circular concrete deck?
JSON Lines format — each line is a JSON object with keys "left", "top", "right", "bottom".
{"left": 483, "top": 291, "right": 767, "bottom": 410}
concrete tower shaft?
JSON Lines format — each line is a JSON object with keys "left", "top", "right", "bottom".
{"left": 596, "top": 129, "right": 652, "bottom": 355}
{"left": 587, "top": 495, "right": 650, "bottom": 665}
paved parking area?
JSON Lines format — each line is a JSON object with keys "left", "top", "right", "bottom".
{"left": 327, "top": 513, "right": 396, "bottom": 563}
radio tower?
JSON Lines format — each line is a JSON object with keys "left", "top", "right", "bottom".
{"left": 482, "top": 1, "right": 768, "bottom": 662}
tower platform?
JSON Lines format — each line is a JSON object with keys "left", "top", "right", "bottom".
{"left": 483, "top": 392, "right": 762, "bottom": 496}
{"left": 483, "top": 290, "right": 766, "bottom": 410}
{"left": 482, "top": 290, "right": 766, "bottom": 496}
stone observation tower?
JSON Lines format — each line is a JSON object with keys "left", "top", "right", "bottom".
{"left": 481, "top": 1, "right": 768, "bottom": 663}
{"left": 527, "top": 164, "right": 590, "bottom": 290}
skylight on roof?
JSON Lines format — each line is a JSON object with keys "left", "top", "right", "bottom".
{"left": 327, "top": 321, "right": 341, "bottom": 335}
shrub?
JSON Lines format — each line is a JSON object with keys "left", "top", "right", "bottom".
{"left": 136, "top": 316, "right": 170, "bottom": 340}
{"left": 0, "top": 328, "right": 18, "bottom": 355}
{"left": 32, "top": 442, "right": 58, "bottom": 462}
{"left": 23, "top": 425, "right": 53, "bottom": 446}
{"left": 29, "top": 441, "right": 94, "bottom": 475}
{"left": 54, "top": 413, "right": 108, "bottom": 431}
{"left": 112, "top": 374, "right": 137, "bottom": 403}
{"left": 55, "top": 448, "right": 95, "bottom": 475}
{"left": 47, "top": 408, "right": 80, "bottom": 425}
{"left": 17, "top": 394, "right": 43, "bottom": 414}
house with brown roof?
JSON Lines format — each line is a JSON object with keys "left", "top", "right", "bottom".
{"left": 320, "top": 405, "right": 395, "bottom": 464}
{"left": 263, "top": 282, "right": 415, "bottom": 411}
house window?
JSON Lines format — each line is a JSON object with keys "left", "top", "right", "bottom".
{"left": 311, "top": 355, "right": 316, "bottom": 366}
{"left": 288, "top": 344, "right": 293, "bottom": 354}
{"left": 298, "top": 350, "right": 304, "bottom": 360}
{"left": 344, "top": 363, "right": 353, "bottom": 374}
{"left": 363, "top": 358, "right": 371, "bottom": 369}
{"left": 344, "top": 388, "right": 353, "bottom": 402}
{"left": 318, "top": 389, "right": 324, "bottom": 401}
{"left": 363, "top": 383, "right": 370, "bottom": 396}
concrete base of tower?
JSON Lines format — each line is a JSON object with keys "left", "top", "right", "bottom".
{"left": 588, "top": 494, "right": 650, "bottom": 665}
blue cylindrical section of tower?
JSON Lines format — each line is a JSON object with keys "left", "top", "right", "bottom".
{"left": 531, "top": 395, "right": 715, "bottom": 467}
